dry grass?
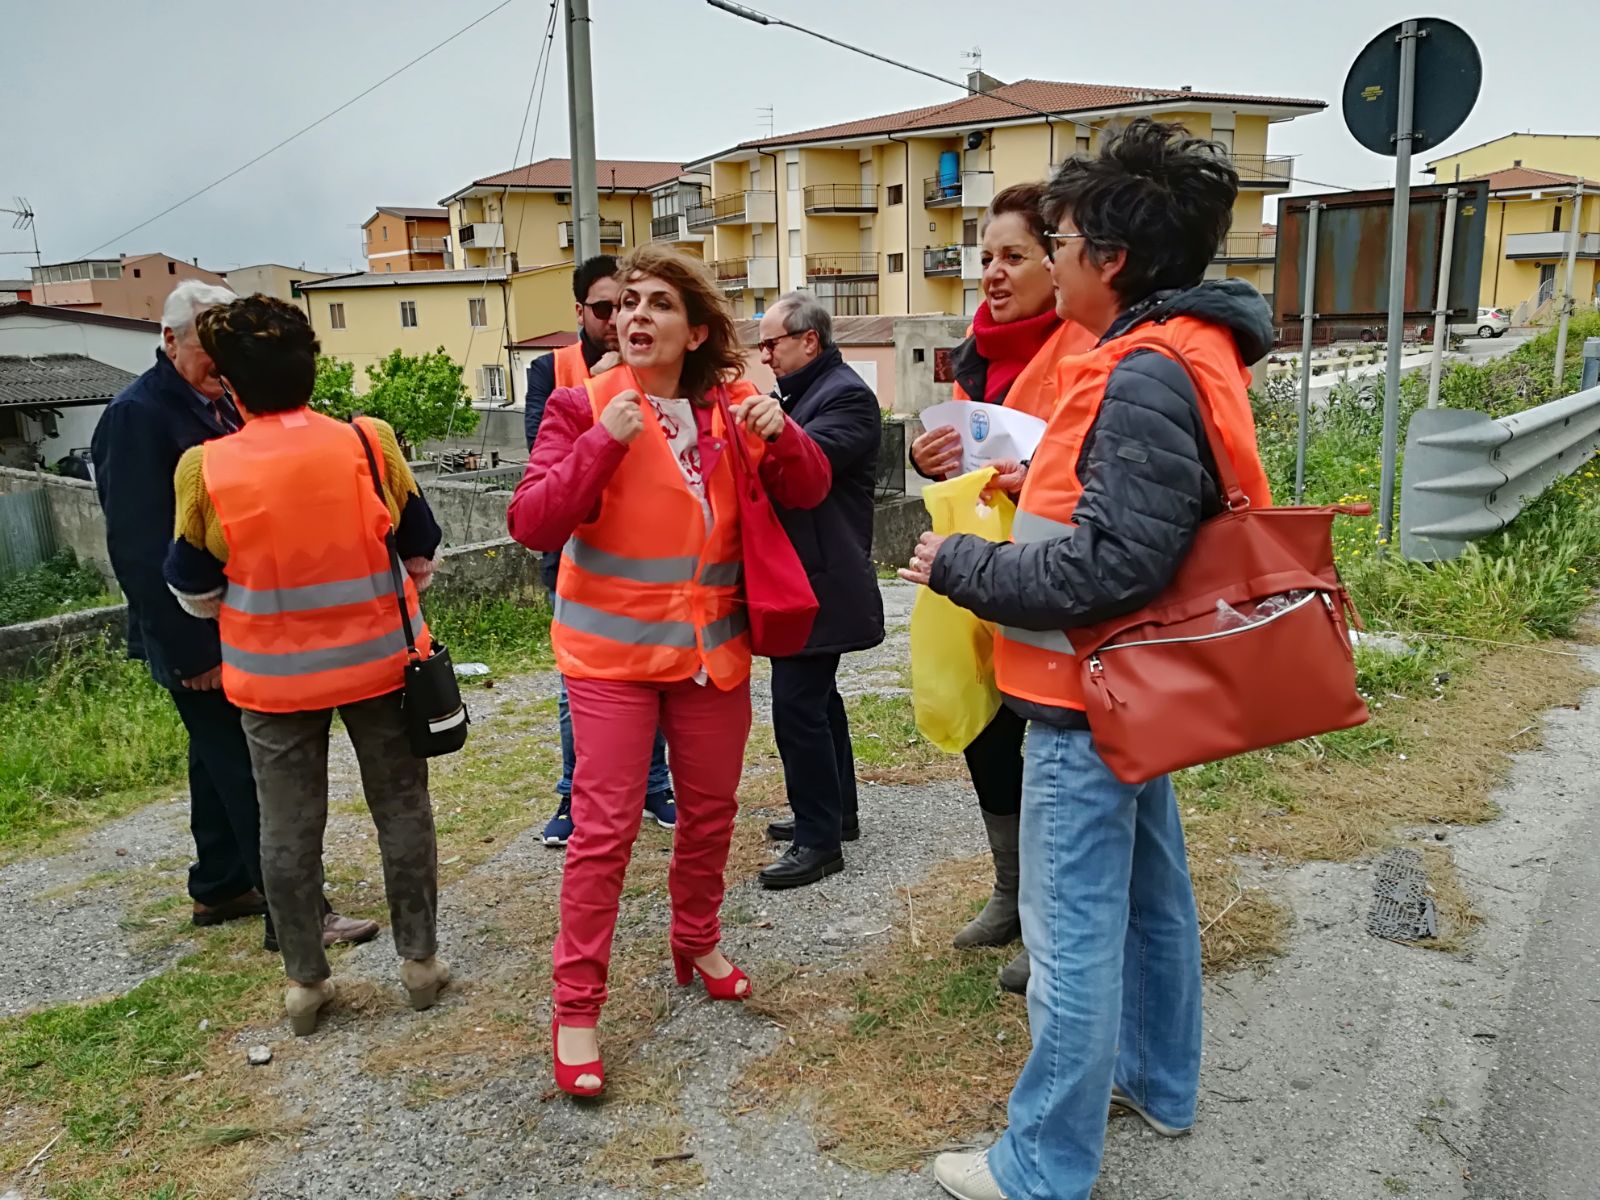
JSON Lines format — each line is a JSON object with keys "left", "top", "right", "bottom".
{"left": 588, "top": 1117, "right": 706, "bottom": 1190}
{"left": 1416, "top": 843, "right": 1484, "bottom": 953}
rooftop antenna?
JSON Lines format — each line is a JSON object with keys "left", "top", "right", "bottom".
{"left": 0, "top": 198, "right": 42, "bottom": 267}
{"left": 960, "top": 46, "right": 982, "bottom": 90}
{"left": 756, "top": 105, "right": 774, "bottom": 138}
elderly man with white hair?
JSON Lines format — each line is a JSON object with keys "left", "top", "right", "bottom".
{"left": 90, "top": 281, "right": 378, "bottom": 952}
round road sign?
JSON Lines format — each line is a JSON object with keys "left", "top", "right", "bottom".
{"left": 1343, "top": 18, "right": 1481, "bottom": 157}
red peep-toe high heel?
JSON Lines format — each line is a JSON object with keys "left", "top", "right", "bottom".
{"left": 551, "top": 1016, "right": 604, "bottom": 1098}
{"left": 673, "top": 951, "right": 751, "bottom": 1001}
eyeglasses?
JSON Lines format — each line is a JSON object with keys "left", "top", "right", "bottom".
{"left": 757, "top": 331, "right": 800, "bottom": 355}
{"left": 581, "top": 300, "right": 617, "bottom": 321}
{"left": 1045, "top": 230, "right": 1090, "bottom": 246}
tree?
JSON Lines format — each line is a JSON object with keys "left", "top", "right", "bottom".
{"left": 310, "top": 347, "right": 477, "bottom": 452}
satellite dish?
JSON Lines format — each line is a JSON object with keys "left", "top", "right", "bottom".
{"left": 965, "top": 130, "right": 987, "bottom": 150}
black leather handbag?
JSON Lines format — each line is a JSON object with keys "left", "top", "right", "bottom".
{"left": 353, "top": 422, "right": 469, "bottom": 758}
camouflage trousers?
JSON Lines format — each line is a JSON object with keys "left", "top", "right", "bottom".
{"left": 241, "top": 689, "right": 437, "bottom": 983}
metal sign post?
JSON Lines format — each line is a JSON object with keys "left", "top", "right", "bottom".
{"left": 1553, "top": 181, "right": 1587, "bottom": 392}
{"left": 1295, "top": 199, "right": 1321, "bottom": 503}
{"left": 1425, "top": 179, "right": 1461, "bottom": 408}
{"left": 1376, "top": 19, "right": 1420, "bottom": 545}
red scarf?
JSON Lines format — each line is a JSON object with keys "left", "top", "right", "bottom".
{"left": 971, "top": 301, "right": 1061, "bottom": 405}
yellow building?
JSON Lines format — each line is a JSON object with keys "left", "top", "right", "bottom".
{"left": 675, "top": 74, "right": 1323, "bottom": 319}
{"left": 439, "top": 158, "right": 705, "bottom": 272}
{"left": 299, "top": 269, "right": 518, "bottom": 405}
{"left": 222, "top": 263, "right": 338, "bottom": 311}
{"left": 1426, "top": 137, "right": 1600, "bottom": 320}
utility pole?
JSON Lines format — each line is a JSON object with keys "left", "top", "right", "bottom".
{"left": 1425, "top": 169, "right": 1461, "bottom": 408}
{"left": 564, "top": 0, "right": 600, "bottom": 265}
{"left": 1553, "top": 180, "right": 1586, "bottom": 393}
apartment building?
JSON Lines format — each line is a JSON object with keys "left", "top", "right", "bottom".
{"left": 675, "top": 75, "right": 1322, "bottom": 318}
{"left": 440, "top": 158, "right": 700, "bottom": 271}
{"left": 363, "top": 207, "right": 452, "bottom": 273}
{"left": 28, "top": 253, "right": 228, "bottom": 321}
{"left": 1426, "top": 136, "right": 1600, "bottom": 319}
{"left": 223, "top": 263, "right": 338, "bottom": 309}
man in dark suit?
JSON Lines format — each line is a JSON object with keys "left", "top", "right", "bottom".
{"left": 756, "top": 292, "right": 886, "bottom": 889}
{"left": 90, "top": 280, "right": 377, "bottom": 951}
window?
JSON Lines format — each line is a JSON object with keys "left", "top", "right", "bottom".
{"left": 468, "top": 296, "right": 487, "bottom": 327}
{"left": 787, "top": 230, "right": 801, "bottom": 256}
{"left": 1554, "top": 206, "right": 1563, "bottom": 233}
{"left": 912, "top": 348, "right": 925, "bottom": 363}
{"left": 786, "top": 161, "right": 799, "bottom": 190}
{"left": 814, "top": 278, "right": 878, "bottom": 316}
{"left": 133, "top": 268, "right": 141, "bottom": 278}
{"left": 1211, "top": 128, "right": 1234, "bottom": 154}
{"left": 168, "top": 261, "right": 176, "bottom": 275}
{"left": 479, "top": 364, "right": 506, "bottom": 402}
{"left": 887, "top": 252, "right": 904, "bottom": 273}
{"left": 382, "top": 225, "right": 389, "bottom": 241}
{"left": 329, "top": 303, "right": 346, "bottom": 330}
{"left": 400, "top": 300, "right": 418, "bottom": 328}
{"left": 887, "top": 184, "right": 904, "bottom": 206}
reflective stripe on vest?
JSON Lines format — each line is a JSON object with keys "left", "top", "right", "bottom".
{"left": 993, "top": 317, "right": 1272, "bottom": 714}
{"left": 552, "top": 341, "right": 590, "bottom": 390}
{"left": 550, "top": 365, "right": 764, "bottom": 687}
{"left": 204, "top": 411, "right": 431, "bottom": 713}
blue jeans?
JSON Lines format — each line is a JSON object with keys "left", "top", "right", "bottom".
{"left": 557, "top": 675, "right": 671, "bottom": 800}
{"left": 988, "top": 724, "right": 1202, "bottom": 1200}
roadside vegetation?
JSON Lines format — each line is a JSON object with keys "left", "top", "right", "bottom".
{"left": 0, "top": 549, "right": 115, "bottom": 625}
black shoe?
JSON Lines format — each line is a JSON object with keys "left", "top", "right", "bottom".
{"left": 759, "top": 844, "right": 845, "bottom": 890}
{"left": 765, "top": 817, "right": 860, "bottom": 843}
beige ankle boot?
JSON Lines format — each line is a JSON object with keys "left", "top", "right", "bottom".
{"left": 399, "top": 957, "right": 451, "bottom": 1011}
{"left": 285, "top": 979, "right": 335, "bottom": 1036}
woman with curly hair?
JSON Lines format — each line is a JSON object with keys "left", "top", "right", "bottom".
{"left": 163, "top": 294, "right": 449, "bottom": 1037}
{"left": 507, "top": 246, "right": 831, "bottom": 1097}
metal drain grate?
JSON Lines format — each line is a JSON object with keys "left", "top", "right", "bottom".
{"left": 1367, "top": 847, "right": 1437, "bottom": 941}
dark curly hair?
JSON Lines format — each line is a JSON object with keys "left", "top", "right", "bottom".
{"left": 195, "top": 294, "right": 320, "bottom": 414}
{"left": 1042, "top": 118, "right": 1239, "bottom": 303}
{"left": 981, "top": 182, "right": 1051, "bottom": 256}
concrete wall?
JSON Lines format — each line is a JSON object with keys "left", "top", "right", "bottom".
{"left": 892, "top": 314, "right": 970, "bottom": 415}
{"left": 425, "top": 480, "right": 517, "bottom": 547}
{"left": 0, "top": 466, "right": 114, "bottom": 583}
{"left": 871, "top": 495, "right": 930, "bottom": 570}
{"left": 422, "top": 407, "right": 529, "bottom": 464}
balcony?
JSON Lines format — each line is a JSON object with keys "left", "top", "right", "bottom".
{"left": 709, "top": 256, "right": 780, "bottom": 292}
{"left": 557, "top": 220, "right": 625, "bottom": 249}
{"left": 686, "top": 190, "right": 777, "bottom": 231}
{"left": 410, "top": 237, "right": 448, "bottom": 254}
{"left": 1506, "top": 231, "right": 1600, "bottom": 260}
{"left": 1228, "top": 154, "right": 1294, "bottom": 189}
{"left": 651, "top": 212, "right": 706, "bottom": 243}
{"left": 923, "top": 244, "right": 981, "bottom": 280}
{"left": 457, "top": 222, "right": 504, "bottom": 249}
{"left": 804, "top": 252, "right": 877, "bottom": 281}
{"left": 1215, "top": 232, "right": 1278, "bottom": 263}
{"left": 923, "top": 170, "right": 996, "bottom": 209}
{"left": 803, "top": 184, "right": 877, "bottom": 215}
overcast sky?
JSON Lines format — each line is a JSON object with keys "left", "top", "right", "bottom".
{"left": 0, "top": 0, "right": 1580, "bottom": 275}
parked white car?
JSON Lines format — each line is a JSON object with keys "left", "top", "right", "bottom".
{"left": 1450, "top": 307, "right": 1511, "bottom": 339}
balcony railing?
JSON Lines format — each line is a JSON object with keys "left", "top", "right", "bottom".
{"left": 804, "top": 252, "right": 877, "bottom": 280}
{"left": 1228, "top": 154, "right": 1294, "bottom": 187}
{"left": 457, "top": 222, "right": 504, "bottom": 248}
{"left": 410, "top": 237, "right": 448, "bottom": 254}
{"left": 709, "top": 256, "right": 779, "bottom": 292}
{"left": 923, "top": 170, "right": 996, "bottom": 209}
{"left": 652, "top": 212, "right": 705, "bottom": 242}
{"left": 686, "top": 190, "right": 777, "bottom": 231}
{"left": 1215, "top": 232, "right": 1278, "bottom": 262}
{"left": 803, "top": 184, "right": 877, "bottom": 215}
{"left": 558, "top": 220, "right": 625, "bottom": 249}
{"left": 1506, "top": 231, "right": 1600, "bottom": 260}
{"left": 923, "top": 244, "right": 981, "bottom": 279}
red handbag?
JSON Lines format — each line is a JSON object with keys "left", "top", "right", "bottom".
{"left": 713, "top": 387, "right": 819, "bottom": 658}
{"left": 1064, "top": 345, "right": 1371, "bottom": 784}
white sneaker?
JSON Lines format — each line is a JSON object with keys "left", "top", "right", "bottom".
{"left": 1110, "top": 1084, "right": 1193, "bottom": 1137}
{"left": 934, "top": 1150, "right": 1008, "bottom": 1200}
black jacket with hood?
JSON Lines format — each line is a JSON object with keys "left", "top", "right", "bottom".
{"left": 928, "top": 279, "right": 1273, "bottom": 728}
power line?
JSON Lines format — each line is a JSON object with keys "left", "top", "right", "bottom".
{"left": 75, "top": 0, "right": 517, "bottom": 259}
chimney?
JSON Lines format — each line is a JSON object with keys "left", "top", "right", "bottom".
{"left": 1513, "top": 158, "right": 1522, "bottom": 167}
{"left": 966, "top": 70, "right": 1006, "bottom": 95}
{"left": 1181, "top": 84, "right": 1193, "bottom": 92}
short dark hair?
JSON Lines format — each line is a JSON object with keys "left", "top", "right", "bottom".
{"left": 981, "top": 182, "right": 1050, "bottom": 256}
{"left": 195, "top": 294, "right": 319, "bottom": 414}
{"left": 1042, "top": 118, "right": 1238, "bottom": 304}
{"left": 572, "top": 253, "right": 618, "bottom": 303}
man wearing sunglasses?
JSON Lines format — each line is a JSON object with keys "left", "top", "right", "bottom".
{"left": 523, "top": 254, "right": 676, "bottom": 847}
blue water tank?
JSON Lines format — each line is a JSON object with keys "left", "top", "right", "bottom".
{"left": 938, "top": 150, "right": 960, "bottom": 197}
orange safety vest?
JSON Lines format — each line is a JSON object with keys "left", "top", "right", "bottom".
{"left": 551, "top": 367, "right": 767, "bottom": 689}
{"left": 552, "top": 340, "right": 591, "bottom": 389}
{"left": 993, "top": 316, "right": 1272, "bottom": 713}
{"left": 949, "top": 318, "right": 1096, "bottom": 419}
{"left": 203, "top": 410, "right": 430, "bottom": 714}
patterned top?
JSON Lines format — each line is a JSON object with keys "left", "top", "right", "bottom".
{"left": 648, "top": 395, "right": 711, "bottom": 532}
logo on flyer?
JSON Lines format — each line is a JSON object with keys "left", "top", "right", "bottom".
{"left": 970, "top": 409, "right": 990, "bottom": 442}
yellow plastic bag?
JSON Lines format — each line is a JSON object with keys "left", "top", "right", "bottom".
{"left": 909, "top": 468, "right": 1016, "bottom": 753}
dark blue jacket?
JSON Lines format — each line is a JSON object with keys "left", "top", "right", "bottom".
{"left": 90, "top": 350, "right": 240, "bottom": 689}
{"left": 525, "top": 331, "right": 605, "bottom": 592}
{"left": 772, "top": 347, "right": 885, "bottom": 656}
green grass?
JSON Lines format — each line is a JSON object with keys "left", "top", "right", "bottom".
{"left": 0, "top": 549, "right": 115, "bottom": 625}
{"left": 425, "top": 593, "right": 553, "bottom": 675}
{"left": 0, "top": 638, "right": 186, "bottom": 852}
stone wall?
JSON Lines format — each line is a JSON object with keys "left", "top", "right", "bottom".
{"left": 871, "top": 496, "right": 930, "bottom": 570}
{"left": 426, "top": 481, "right": 518, "bottom": 549}
{"left": 0, "top": 604, "right": 128, "bottom": 675}
{"left": 0, "top": 466, "right": 115, "bottom": 585}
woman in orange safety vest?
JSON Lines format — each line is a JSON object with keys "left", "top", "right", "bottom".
{"left": 506, "top": 245, "right": 831, "bottom": 1097}
{"left": 163, "top": 295, "right": 450, "bottom": 1038}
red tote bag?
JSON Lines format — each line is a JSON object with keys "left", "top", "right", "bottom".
{"left": 714, "top": 388, "right": 819, "bottom": 658}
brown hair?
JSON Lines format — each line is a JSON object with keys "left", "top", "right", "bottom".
{"left": 195, "top": 294, "right": 320, "bottom": 414}
{"left": 981, "top": 182, "right": 1051, "bottom": 255}
{"left": 614, "top": 245, "right": 744, "bottom": 405}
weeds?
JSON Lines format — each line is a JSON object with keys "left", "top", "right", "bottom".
{"left": 0, "top": 549, "right": 114, "bottom": 625}
{"left": 425, "top": 593, "right": 553, "bottom": 674}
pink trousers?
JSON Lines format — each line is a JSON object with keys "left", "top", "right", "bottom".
{"left": 553, "top": 674, "right": 752, "bottom": 1026}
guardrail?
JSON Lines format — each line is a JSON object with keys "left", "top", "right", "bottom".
{"left": 1400, "top": 341, "right": 1600, "bottom": 561}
